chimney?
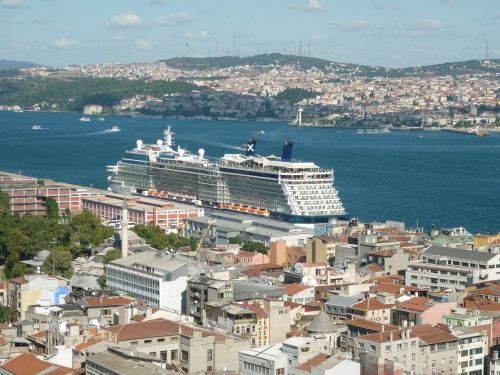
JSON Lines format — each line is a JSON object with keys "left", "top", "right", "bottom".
{"left": 494, "top": 351, "right": 499, "bottom": 360}
{"left": 281, "top": 141, "right": 294, "bottom": 161}
{"left": 121, "top": 199, "right": 129, "bottom": 258}
{"left": 389, "top": 332, "right": 393, "bottom": 342}
{"left": 245, "top": 138, "right": 257, "bottom": 156}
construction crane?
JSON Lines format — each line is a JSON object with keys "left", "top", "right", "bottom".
{"left": 196, "top": 219, "right": 215, "bottom": 251}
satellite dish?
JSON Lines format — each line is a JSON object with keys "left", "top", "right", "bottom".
{"left": 136, "top": 140, "right": 143, "bottom": 150}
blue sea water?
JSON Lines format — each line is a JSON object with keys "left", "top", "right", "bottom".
{"left": 0, "top": 110, "right": 499, "bottom": 233}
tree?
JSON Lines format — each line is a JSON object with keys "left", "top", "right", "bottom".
{"left": 0, "top": 306, "right": 11, "bottom": 323}
{"left": 44, "top": 197, "right": 59, "bottom": 219}
{"left": 6, "top": 228, "right": 29, "bottom": 257}
{"left": 0, "top": 191, "right": 10, "bottom": 215}
{"left": 104, "top": 249, "right": 121, "bottom": 264}
{"left": 228, "top": 236, "right": 244, "bottom": 245}
{"left": 241, "top": 241, "right": 268, "bottom": 254}
{"left": 98, "top": 274, "right": 106, "bottom": 289}
{"left": 70, "top": 211, "right": 114, "bottom": 255}
{"left": 41, "top": 246, "right": 74, "bottom": 279}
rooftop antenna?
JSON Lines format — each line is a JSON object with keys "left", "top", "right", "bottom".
{"left": 299, "top": 39, "right": 302, "bottom": 57}
{"left": 216, "top": 39, "right": 219, "bottom": 57}
{"left": 486, "top": 40, "right": 489, "bottom": 60}
{"left": 308, "top": 40, "right": 311, "bottom": 57}
{"left": 185, "top": 42, "right": 188, "bottom": 57}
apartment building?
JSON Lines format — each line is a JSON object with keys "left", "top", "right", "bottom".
{"left": 347, "top": 298, "right": 394, "bottom": 324}
{"left": 187, "top": 276, "right": 233, "bottom": 323}
{"left": 406, "top": 245, "right": 500, "bottom": 291}
{"left": 239, "top": 344, "right": 287, "bottom": 375}
{"left": 105, "top": 250, "right": 188, "bottom": 312}
{"left": 357, "top": 324, "right": 458, "bottom": 375}
{"left": 204, "top": 301, "right": 270, "bottom": 347}
{"left": 8, "top": 274, "right": 69, "bottom": 321}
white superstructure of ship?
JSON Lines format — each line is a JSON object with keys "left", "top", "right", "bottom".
{"left": 108, "top": 126, "right": 345, "bottom": 223}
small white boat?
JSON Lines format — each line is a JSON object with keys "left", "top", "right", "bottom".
{"left": 98, "top": 117, "right": 105, "bottom": 121}
{"left": 356, "top": 129, "right": 364, "bottom": 134}
{"left": 80, "top": 117, "right": 91, "bottom": 122}
{"left": 32, "top": 125, "right": 41, "bottom": 130}
{"left": 110, "top": 125, "right": 120, "bottom": 132}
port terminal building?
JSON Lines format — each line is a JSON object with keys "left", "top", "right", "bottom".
{"left": 186, "top": 211, "right": 314, "bottom": 247}
{"left": 82, "top": 194, "right": 204, "bottom": 233}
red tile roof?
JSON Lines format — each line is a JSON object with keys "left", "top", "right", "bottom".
{"left": 463, "top": 296, "right": 500, "bottom": 312}
{"left": 296, "top": 354, "right": 330, "bottom": 373}
{"left": 369, "top": 250, "right": 395, "bottom": 257}
{"left": 236, "top": 251, "right": 254, "bottom": 258}
{"left": 83, "top": 295, "right": 135, "bottom": 308}
{"left": 366, "top": 264, "right": 385, "bottom": 273}
{"left": 471, "top": 286, "right": 500, "bottom": 297}
{"left": 396, "top": 297, "right": 433, "bottom": 312}
{"left": 360, "top": 325, "right": 457, "bottom": 345}
{"left": 351, "top": 298, "right": 394, "bottom": 311}
{"left": 347, "top": 318, "right": 398, "bottom": 333}
{"left": 114, "top": 319, "right": 180, "bottom": 341}
{"left": 1, "top": 353, "right": 75, "bottom": 375}
{"left": 9, "top": 276, "right": 28, "bottom": 285}
{"left": 74, "top": 337, "right": 105, "bottom": 352}
{"left": 240, "top": 303, "right": 269, "bottom": 318}
{"left": 284, "top": 283, "right": 314, "bottom": 296}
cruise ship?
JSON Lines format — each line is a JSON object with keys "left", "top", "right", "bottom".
{"left": 107, "top": 127, "right": 345, "bottom": 224}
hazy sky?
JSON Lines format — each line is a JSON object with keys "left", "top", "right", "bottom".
{"left": 0, "top": 0, "right": 499, "bottom": 68}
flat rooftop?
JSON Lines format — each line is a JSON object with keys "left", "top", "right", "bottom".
{"left": 83, "top": 193, "right": 202, "bottom": 213}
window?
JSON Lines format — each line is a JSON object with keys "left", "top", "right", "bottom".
{"left": 411, "top": 341, "right": 416, "bottom": 348}
{"left": 144, "top": 339, "right": 152, "bottom": 344}
{"left": 157, "top": 338, "right": 165, "bottom": 343}
{"left": 370, "top": 345, "right": 376, "bottom": 352}
{"left": 160, "top": 351, "right": 167, "bottom": 361}
{"left": 207, "top": 349, "right": 213, "bottom": 361}
{"left": 411, "top": 353, "right": 416, "bottom": 360}
{"left": 181, "top": 350, "right": 188, "bottom": 362}
{"left": 171, "top": 350, "right": 178, "bottom": 361}
{"left": 461, "top": 349, "right": 468, "bottom": 356}
{"left": 130, "top": 341, "right": 138, "bottom": 346}
{"left": 397, "top": 343, "right": 402, "bottom": 351}
{"left": 385, "top": 345, "right": 391, "bottom": 353}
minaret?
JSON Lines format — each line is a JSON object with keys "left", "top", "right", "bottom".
{"left": 298, "top": 107, "right": 303, "bottom": 126}
{"left": 121, "top": 199, "right": 129, "bottom": 258}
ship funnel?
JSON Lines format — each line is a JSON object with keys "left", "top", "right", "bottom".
{"left": 281, "top": 141, "right": 294, "bottom": 161}
{"left": 245, "top": 138, "right": 257, "bottom": 156}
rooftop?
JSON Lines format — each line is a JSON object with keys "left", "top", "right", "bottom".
{"left": 110, "top": 250, "right": 188, "bottom": 274}
{"left": 0, "top": 353, "right": 75, "bottom": 375}
{"left": 424, "top": 245, "right": 497, "bottom": 262}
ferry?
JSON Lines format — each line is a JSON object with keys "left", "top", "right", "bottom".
{"left": 108, "top": 126, "right": 345, "bottom": 224}
{"left": 80, "top": 117, "right": 91, "bottom": 122}
{"left": 32, "top": 125, "right": 41, "bottom": 130}
{"left": 110, "top": 125, "right": 120, "bottom": 132}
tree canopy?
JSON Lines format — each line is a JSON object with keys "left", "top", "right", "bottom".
{"left": 104, "top": 249, "right": 121, "bottom": 264}
{"left": 0, "top": 191, "right": 10, "bottom": 215}
{"left": 0, "top": 210, "right": 113, "bottom": 278}
{"left": 132, "top": 224, "right": 197, "bottom": 250}
{"left": 41, "top": 246, "right": 74, "bottom": 279}
{"left": 44, "top": 197, "right": 59, "bottom": 219}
